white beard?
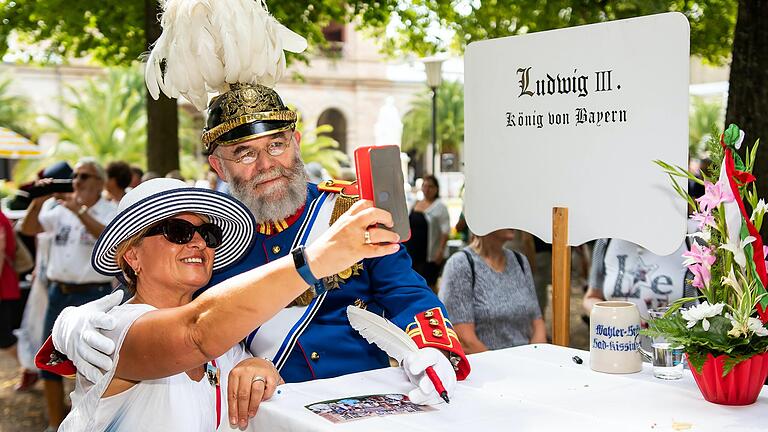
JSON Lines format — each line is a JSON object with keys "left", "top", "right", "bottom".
{"left": 224, "top": 154, "right": 309, "bottom": 224}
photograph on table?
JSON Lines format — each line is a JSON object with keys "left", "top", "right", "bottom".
{"left": 305, "top": 394, "right": 435, "bottom": 424}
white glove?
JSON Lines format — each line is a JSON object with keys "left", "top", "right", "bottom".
{"left": 52, "top": 290, "right": 124, "bottom": 383}
{"left": 402, "top": 347, "right": 457, "bottom": 405}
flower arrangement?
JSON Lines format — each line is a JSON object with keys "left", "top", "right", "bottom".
{"left": 647, "top": 124, "right": 768, "bottom": 377}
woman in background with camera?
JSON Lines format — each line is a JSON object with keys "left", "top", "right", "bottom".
{"left": 20, "top": 157, "right": 118, "bottom": 432}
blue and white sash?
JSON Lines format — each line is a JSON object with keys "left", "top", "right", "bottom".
{"left": 245, "top": 192, "right": 337, "bottom": 370}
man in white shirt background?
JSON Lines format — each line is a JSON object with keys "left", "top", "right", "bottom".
{"left": 21, "top": 157, "right": 118, "bottom": 432}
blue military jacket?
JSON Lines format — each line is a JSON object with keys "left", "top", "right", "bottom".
{"left": 205, "top": 183, "right": 467, "bottom": 383}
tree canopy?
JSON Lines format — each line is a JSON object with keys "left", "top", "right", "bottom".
{"left": 377, "top": 1, "right": 737, "bottom": 64}
{"left": 402, "top": 79, "right": 464, "bottom": 157}
{"left": 0, "top": 1, "right": 392, "bottom": 65}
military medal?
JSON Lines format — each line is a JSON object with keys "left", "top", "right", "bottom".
{"left": 322, "top": 262, "right": 364, "bottom": 291}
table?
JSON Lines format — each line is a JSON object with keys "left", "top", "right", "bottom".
{"left": 252, "top": 344, "right": 768, "bottom": 431}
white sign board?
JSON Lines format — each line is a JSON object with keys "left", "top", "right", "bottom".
{"left": 464, "top": 13, "right": 689, "bottom": 256}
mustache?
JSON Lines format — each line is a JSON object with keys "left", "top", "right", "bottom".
{"left": 250, "top": 165, "right": 292, "bottom": 185}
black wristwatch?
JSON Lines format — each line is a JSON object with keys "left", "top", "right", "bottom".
{"left": 291, "top": 246, "right": 323, "bottom": 293}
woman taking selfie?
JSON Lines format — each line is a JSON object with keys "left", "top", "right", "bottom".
{"left": 55, "top": 178, "right": 400, "bottom": 431}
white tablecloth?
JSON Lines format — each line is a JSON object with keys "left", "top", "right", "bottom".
{"left": 252, "top": 344, "right": 768, "bottom": 431}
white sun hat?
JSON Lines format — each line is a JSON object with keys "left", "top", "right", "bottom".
{"left": 91, "top": 178, "right": 255, "bottom": 276}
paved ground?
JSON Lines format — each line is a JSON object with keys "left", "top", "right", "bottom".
{"left": 0, "top": 356, "right": 48, "bottom": 432}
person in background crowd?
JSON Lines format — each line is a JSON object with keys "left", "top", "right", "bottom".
{"left": 141, "top": 171, "right": 160, "bottom": 183}
{"left": 440, "top": 229, "right": 546, "bottom": 354}
{"left": 9, "top": 227, "right": 39, "bottom": 392}
{"left": 582, "top": 180, "right": 703, "bottom": 322}
{"left": 0, "top": 210, "right": 21, "bottom": 367}
{"left": 582, "top": 238, "right": 694, "bottom": 322}
{"left": 404, "top": 175, "right": 450, "bottom": 290}
{"left": 165, "top": 170, "right": 185, "bottom": 181}
{"left": 7, "top": 162, "right": 72, "bottom": 394}
{"left": 105, "top": 161, "right": 133, "bottom": 202}
{"left": 21, "top": 157, "right": 118, "bottom": 431}
{"left": 129, "top": 166, "right": 144, "bottom": 189}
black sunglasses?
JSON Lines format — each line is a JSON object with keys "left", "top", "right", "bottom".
{"left": 144, "top": 218, "right": 224, "bottom": 249}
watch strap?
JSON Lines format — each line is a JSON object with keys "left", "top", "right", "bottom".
{"left": 291, "top": 246, "right": 321, "bottom": 289}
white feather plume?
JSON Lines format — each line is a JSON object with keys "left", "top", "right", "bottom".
{"left": 346, "top": 306, "right": 419, "bottom": 364}
{"left": 145, "top": 0, "right": 308, "bottom": 110}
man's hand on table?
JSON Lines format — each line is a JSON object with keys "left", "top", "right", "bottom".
{"left": 402, "top": 347, "right": 457, "bottom": 405}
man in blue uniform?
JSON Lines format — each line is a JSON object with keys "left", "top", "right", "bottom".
{"left": 202, "top": 84, "right": 470, "bottom": 388}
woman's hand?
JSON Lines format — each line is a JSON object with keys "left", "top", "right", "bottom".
{"left": 306, "top": 200, "right": 401, "bottom": 278}
{"left": 227, "top": 357, "right": 283, "bottom": 430}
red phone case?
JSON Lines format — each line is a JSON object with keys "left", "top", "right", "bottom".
{"left": 354, "top": 145, "right": 411, "bottom": 242}
{"left": 354, "top": 146, "right": 374, "bottom": 201}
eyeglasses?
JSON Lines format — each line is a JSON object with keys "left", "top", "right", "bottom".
{"left": 217, "top": 139, "right": 290, "bottom": 165}
{"left": 72, "top": 172, "right": 95, "bottom": 181}
{"left": 144, "top": 219, "right": 224, "bottom": 249}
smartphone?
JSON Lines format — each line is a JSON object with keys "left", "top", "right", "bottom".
{"left": 354, "top": 145, "right": 411, "bottom": 241}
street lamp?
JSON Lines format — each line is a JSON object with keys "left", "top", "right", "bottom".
{"left": 423, "top": 56, "right": 445, "bottom": 175}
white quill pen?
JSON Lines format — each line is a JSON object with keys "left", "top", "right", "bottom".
{"left": 346, "top": 305, "right": 418, "bottom": 363}
{"left": 346, "top": 305, "right": 452, "bottom": 403}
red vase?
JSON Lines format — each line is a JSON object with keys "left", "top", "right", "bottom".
{"left": 687, "top": 351, "right": 768, "bottom": 405}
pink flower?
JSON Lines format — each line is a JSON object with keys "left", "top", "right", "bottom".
{"left": 691, "top": 210, "right": 717, "bottom": 230}
{"left": 689, "top": 263, "right": 711, "bottom": 289}
{"left": 682, "top": 243, "right": 717, "bottom": 268}
{"left": 696, "top": 180, "right": 735, "bottom": 212}
{"left": 763, "top": 245, "right": 768, "bottom": 269}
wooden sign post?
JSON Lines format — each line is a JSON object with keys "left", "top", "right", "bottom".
{"left": 552, "top": 207, "right": 571, "bottom": 346}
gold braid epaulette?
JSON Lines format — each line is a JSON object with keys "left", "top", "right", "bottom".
{"left": 319, "top": 179, "right": 360, "bottom": 225}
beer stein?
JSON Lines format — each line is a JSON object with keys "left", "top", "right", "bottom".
{"left": 589, "top": 301, "right": 642, "bottom": 374}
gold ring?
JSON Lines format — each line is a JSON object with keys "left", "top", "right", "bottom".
{"left": 252, "top": 376, "right": 266, "bottom": 384}
{"left": 364, "top": 230, "right": 372, "bottom": 244}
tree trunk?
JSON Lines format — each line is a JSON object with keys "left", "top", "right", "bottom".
{"left": 144, "top": 0, "right": 179, "bottom": 176}
{"left": 726, "top": 1, "right": 768, "bottom": 194}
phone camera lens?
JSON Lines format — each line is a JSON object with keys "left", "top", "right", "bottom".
{"left": 378, "top": 191, "right": 390, "bottom": 202}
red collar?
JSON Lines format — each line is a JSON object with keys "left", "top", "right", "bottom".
{"left": 256, "top": 205, "right": 305, "bottom": 235}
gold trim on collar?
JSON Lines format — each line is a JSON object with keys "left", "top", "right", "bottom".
{"left": 257, "top": 218, "right": 289, "bottom": 235}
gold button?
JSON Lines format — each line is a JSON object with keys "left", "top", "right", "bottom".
{"left": 432, "top": 329, "right": 443, "bottom": 338}
{"left": 424, "top": 310, "right": 434, "bottom": 318}
{"left": 429, "top": 318, "right": 439, "bottom": 326}
{"left": 272, "top": 245, "right": 281, "bottom": 254}
{"left": 310, "top": 352, "right": 320, "bottom": 361}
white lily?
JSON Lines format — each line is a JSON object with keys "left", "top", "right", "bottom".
{"left": 688, "top": 229, "right": 711, "bottom": 243}
{"left": 751, "top": 199, "right": 768, "bottom": 221}
{"left": 681, "top": 301, "right": 726, "bottom": 331}
{"left": 719, "top": 235, "right": 756, "bottom": 269}
{"left": 720, "top": 268, "right": 744, "bottom": 297}
{"left": 747, "top": 317, "right": 768, "bottom": 337}
{"left": 726, "top": 313, "right": 747, "bottom": 338}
